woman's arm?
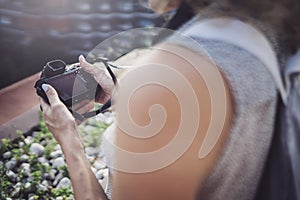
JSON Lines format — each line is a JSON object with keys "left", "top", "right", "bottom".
{"left": 60, "top": 131, "right": 108, "bottom": 200}
{"left": 40, "top": 85, "right": 109, "bottom": 200}
{"left": 110, "top": 44, "right": 233, "bottom": 200}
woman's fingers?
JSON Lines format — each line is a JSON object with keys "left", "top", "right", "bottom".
{"left": 79, "top": 55, "right": 102, "bottom": 75}
{"left": 39, "top": 96, "right": 50, "bottom": 114}
{"left": 42, "top": 84, "right": 61, "bottom": 106}
{"left": 79, "top": 55, "right": 91, "bottom": 71}
{"left": 78, "top": 55, "right": 114, "bottom": 104}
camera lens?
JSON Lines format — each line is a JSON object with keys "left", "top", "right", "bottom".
{"left": 43, "top": 60, "right": 66, "bottom": 78}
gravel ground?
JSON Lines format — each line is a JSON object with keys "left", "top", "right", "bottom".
{"left": 0, "top": 111, "right": 113, "bottom": 199}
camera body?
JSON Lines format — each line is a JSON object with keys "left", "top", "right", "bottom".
{"left": 35, "top": 60, "right": 101, "bottom": 108}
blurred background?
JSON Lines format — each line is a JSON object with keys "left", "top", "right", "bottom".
{"left": 0, "top": 0, "right": 163, "bottom": 89}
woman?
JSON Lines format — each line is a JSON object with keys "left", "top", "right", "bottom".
{"left": 39, "top": 0, "right": 300, "bottom": 199}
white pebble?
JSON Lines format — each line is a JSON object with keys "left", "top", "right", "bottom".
{"left": 20, "top": 164, "right": 31, "bottom": 177}
{"left": 50, "top": 150, "right": 63, "bottom": 159}
{"left": 50, "top": 169, "right": 58, "bottom": 176}
{"left": 19, "top": 141, "right": 25, "bottom": 148}
{"left": 19, "top": 154, "right": 29, "bottom": 162}
{"left": 3, "top": 151, "right": 12, "bottom": 159}
{"left": 53, "top": 144, "right": 62, "bottom": 151}
{"left": 86, "top": 155, "right": 95, "bottom": 163}
{"left": 85, "top": 147, "right": 100, "bottom": 156}
{"left": 42, "top": 180, "right": 49, "bottom": 186}
{"left": 93, "top": 159, "right": 106, "bottom": 170}
{"left": 5, "top": 158, "right": 17, "bottom": 170}
{"left": 52, "top": 157, "right": 65, "bottom": 168}
{"left": 56, "top": 177, "right": 71, "bottom": 189}
{"left": 21, "top": 162, "right": 30, "bottom": 168}
{"left": 28, "top": 196, "right": 35, "bottom": 200}
{"left": 38, "top": 184, "right": 48, "bottom": 191}
{"left": 6, "top": 170, "right": 17, "bottom": 180}
{"left": 24, "top": 182, "right": 31, "bottom": 190}
{"left": 38, "top": 156, "right": 49, "bottom": 164}
{"left": 53, "top": 172, "right": 63, "bottom": 186}
{"left": 24, "top": 136, "right": 33, "bottom": 145}
{"left": 30, "top": 143, "right": 45, "bottom": 156}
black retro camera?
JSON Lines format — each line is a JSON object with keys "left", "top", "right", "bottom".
{"left": 35, "top": 60, "right": 101, "bottom": 108}
{"left": 35, "top": 58, "right": 118, "bottom": 120}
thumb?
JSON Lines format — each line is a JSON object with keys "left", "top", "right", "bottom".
{"left": 79, "top": 55, "right": 105, "bottom": 76}
{"left": 42, "top": 84, "right": 61, "bottom": 105}
{"left": 79, "top": 55, "right": 93, "bottom": 73}
{"left": 79, "top": 54, "right": 86, "bottom": 64}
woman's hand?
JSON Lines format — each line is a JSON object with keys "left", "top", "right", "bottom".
{"left": 79, "top": 55, "right": 114, "bottom": 104}
{"left": 39, "top": 84, "right": 80, "bottom": 146}
{"left": 39, "top": 84, "right": 109, "bottom": 200}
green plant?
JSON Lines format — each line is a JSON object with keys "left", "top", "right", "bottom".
{"left": 79, "top": 118, "right": 109, "bottom": 148}
{"left": 0, "top": 112, "right": 111, "bottom": 199}
{"left": 0, "top": 115, "right": 73, "bottom": 199}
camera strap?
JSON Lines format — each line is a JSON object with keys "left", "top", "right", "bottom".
{"left": 69, "top": 99, "right": 111, "bottom": 121}
{"left": 69, "top": 57, "right": 118, "bottom": 121}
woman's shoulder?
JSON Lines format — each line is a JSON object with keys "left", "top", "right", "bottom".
{"left": 166, "top": 16, "right": 279, "bottom": 101}
{"left": 167, "top": 17, "right": 279, "bottom": 200}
